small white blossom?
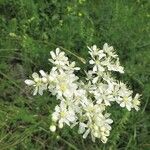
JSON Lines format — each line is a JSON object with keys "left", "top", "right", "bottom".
{"left": 88, "top": 45, "right": 105, "bottom": 59}
{"left": 107, "top": 58, "right": 124, "bottom": 73}
{"left": 49, "top": 48, "right": 69, "bottom": 70}
{"left": 103, "top": 43, "right": 118, "bottom": 58}
{"left": 52, "top": 101, "right": 77, "bottom": 128}
{"left": 89, "top": 58, "right": 105, "bottom": 72}
{"left": 25, "top": 72, "right": 47, "bottom": 95}
{"left": 119, "top": 96, "right": 132, "bottom": 111}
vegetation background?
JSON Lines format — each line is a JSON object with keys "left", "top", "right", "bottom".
{"left": 0, "top": 0, "right": 149, "bottom": 149}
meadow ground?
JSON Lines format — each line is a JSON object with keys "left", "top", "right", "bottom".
{"left": 0, "top": 0, "right": 150, "bottom": 149}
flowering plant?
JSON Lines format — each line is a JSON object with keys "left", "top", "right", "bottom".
{"left": 25, "top": 43, "right": 140, "bottom": 143}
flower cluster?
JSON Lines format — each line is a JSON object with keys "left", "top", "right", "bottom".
{"left": 25, "top": 44, "right": 141, "bottom": 143}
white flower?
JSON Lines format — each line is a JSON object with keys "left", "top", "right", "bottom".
{"left": 88, "top": 45, "right": 106, "bottom": 73}
{"left": 107, "top": 58, "right": 124, "bottom": 73}
{"left": 54, "top": 70, "right": 78, "bottom": 98}
{"left": 117, "top": 82, "right": 133, "bottom": 97}
{"left": 89, "top": 58, "right": 105, "bottom": 72}
{"left": 52, "top": 101, "right": 77, "bottom": 128}
{"left": 67, "top": 61, "right": 80, "bottom": 72}
{"left": 25, "top": 44, "right": 141, "bottom": 143}
{"left": 78, "top": 103, "right": 113, "bottom": 143}
{"left": 132, "top": 94, "right": 141, "bottom": 111}
{"left": 115, "top": 82, "right": 133, "bottom": 111}
{"left": 90, "top": 83, "right": 114, "bottom": 106}
{"left": 88, "top": 45, "right": 100, "bottom": 58}
{"left": 103, "top": 43, "right": 118, "bottom": 58}
{"left": 100, "top": 56, "right": 124, "bottom": 73}
{"left": 49, "top": 48, "right": 69, "bottom": 70}
{"left": 88, "top": 45, "right": 106, "bottom": 59}
{"left": 119, "top": 96, "right": 132, "bottom": 111}
{"left": 25, "top": 72, "right": 47, "bottom": 95}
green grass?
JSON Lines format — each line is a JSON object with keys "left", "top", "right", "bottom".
{"left": 0, "top": 0, "right": 149, "bottom": 149}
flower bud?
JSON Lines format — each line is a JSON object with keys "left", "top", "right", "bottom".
{"left": 50, "top": 125, "right": 56, "bottom": 132}
{"left": 94, "top": 125, "right": 99, "bottom": 131}
{"left": 52, "top": 115, "right": 58, "bottom": 122}
{"left": 93, "top": 132, "right": 99, "bottom": 137}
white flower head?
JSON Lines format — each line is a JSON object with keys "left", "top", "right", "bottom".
{"left": 25, "top": 44, "right": 141, "bottom": 143}
{"left": 49, "top": 48, "right": 69, "bottom": 70}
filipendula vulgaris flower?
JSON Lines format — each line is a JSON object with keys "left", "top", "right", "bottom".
{"left": 25, "top": 71, "right": 48, "bottom": 95}
{"left": 25, "top": 43, "right": 141, "bottom": 143}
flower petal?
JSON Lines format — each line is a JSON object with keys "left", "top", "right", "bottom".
{"left": 89, "top": 60, "right": 95, "bottom": 64}
{"left": 56, "top": 48, "right": 60, "bottom": 55}
{"left": 32, "top": 72, "right": 39, "bottom": 79}
{"left": 120, "top": 102, "right": 125, "bottom": 107}
{"left": 50, "top": 51, "right": 56, "bottom": 59}
{"left": 93, "top": 65, "right": 97, "bottom": 72}
{"left": 25, "top": 80, "right": 35, "bottom": 85}
{"left": 33, "top": 86, "right": 38, "bottom": 95}
{"left": 39, "top": 70, "right": 47, "bottom": 77}
{"left": 83, "top": 129, "right": 90, "bottom": 139}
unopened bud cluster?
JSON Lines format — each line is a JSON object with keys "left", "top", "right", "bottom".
{"left": 25, "top": 43, "right": 140, "bottom": 143}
